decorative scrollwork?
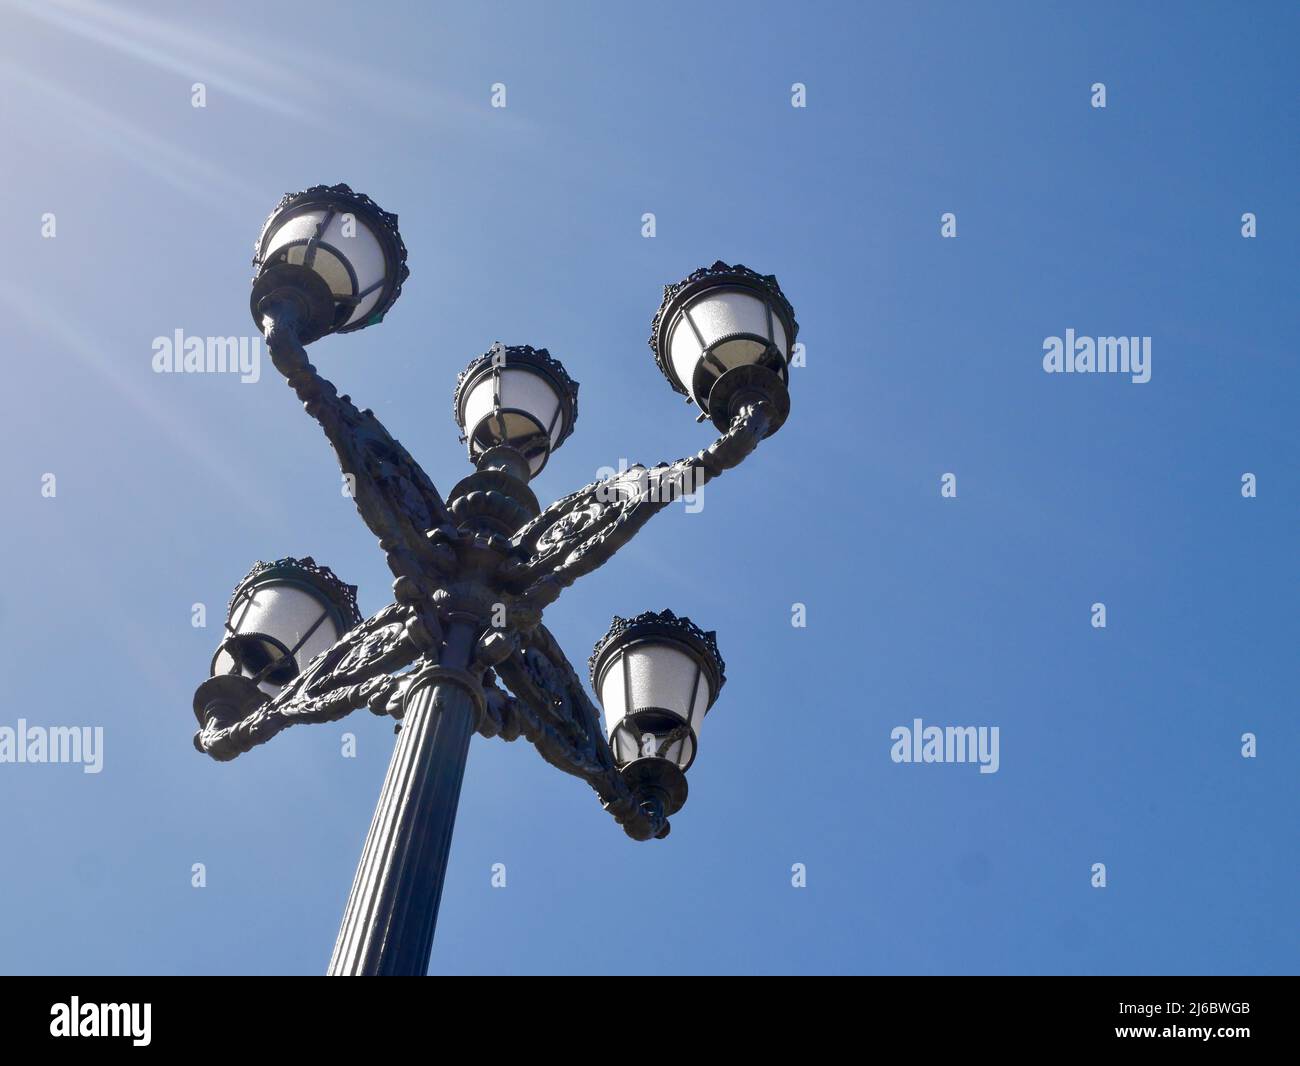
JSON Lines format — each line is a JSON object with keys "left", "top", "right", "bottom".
{"left": 215, "top": 304, "right": 773, "bottom": 840}
{"left": 492, "top": 623, "right": 665, "bottom": 839}
{"left": 506, "top": 401, "right": 774, "bottom": 613}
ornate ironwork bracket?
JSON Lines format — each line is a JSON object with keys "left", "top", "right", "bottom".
{"left": 197, "top": 300, "right": 775, "bottom": 839}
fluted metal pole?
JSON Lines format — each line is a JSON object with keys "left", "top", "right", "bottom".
{"left": 327, "top": 622, "right": 482, "bottom": 976}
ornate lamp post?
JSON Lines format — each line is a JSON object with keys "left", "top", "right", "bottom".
{"left": 192, "top": 183, "right": 799, "bottom": 976}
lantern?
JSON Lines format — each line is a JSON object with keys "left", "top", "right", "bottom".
{"left": 453, "top": 343, "right": 579, "bottom": 478}
{"left": 650, "top": 261, "right": 797, "bottom": 434}
{"left": 193, "top": 557, "right": 362, "bottom": 738}
{"left": 250, "top": 184, "right": 408, "bottom": 343}
{"left": 589, "top": 610, "right": 726, "bottom": 817}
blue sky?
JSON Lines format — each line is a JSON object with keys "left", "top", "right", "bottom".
{"left": 0, "top": 0, "right": 1295, "bottom": 975}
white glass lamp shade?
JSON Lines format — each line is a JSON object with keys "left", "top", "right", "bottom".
{"left": 261, "top": 209, "right": 388, "bottom": 329}
{"left": 251, "top": 184, "right": 408, "bottom": 339}
{"left": 459, "top": 368, "right": 562, "bottom": 475}
{"left": 651, "top": 263, "right": 798, "bottom": 413}
{"left": 211, "top": 559, "right": 361, "bottom": 697}
{"left": 454, "top": 345, "right": 579, "bottom": 477}
{"left": 667, "top": 288, "right": 790, "bottom": 407}
{"left": 590, "top": 612, "right": 726, "bottom": 774}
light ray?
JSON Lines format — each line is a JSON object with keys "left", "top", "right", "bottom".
{"left": 0, "top": 279, "right": 278, "bottom": 524}
{"left": 0, "top": 61, "right": 265, "bottom": 212}
{"left": 2, "top": 0, "right": 315, "bottom": 121}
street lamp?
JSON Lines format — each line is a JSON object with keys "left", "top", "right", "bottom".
{"left": 192, "top": 182, "right": 798, "bottom": 975}
{"left": 250, "top": 183, "right": 409, "bottom": 344}
{"left": 193, "top": 557, "right": 361, "bottom": 755}
{"left": 453, "top": 342, "right": 579, "bottom": 479}
{"left": 212, "top": 557, "right": 362, "bottom": 693}
{"left": 589, "top": 610, "right": 726, "bottom": 821}
{"left": 650, "top": 260, "right": 798, "bottom": 434}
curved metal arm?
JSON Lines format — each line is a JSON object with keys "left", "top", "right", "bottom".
{"left": 506, "top": 400, "right": 773, "bottom": 615}
{"left": 195, "top": 603, "right": 420, "bottom": 761}
{"left": 259, "top": 299, "right": 457, "bottom": 627}
{"left": 490, "top": 623, "right": 668, "bottom": 840}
